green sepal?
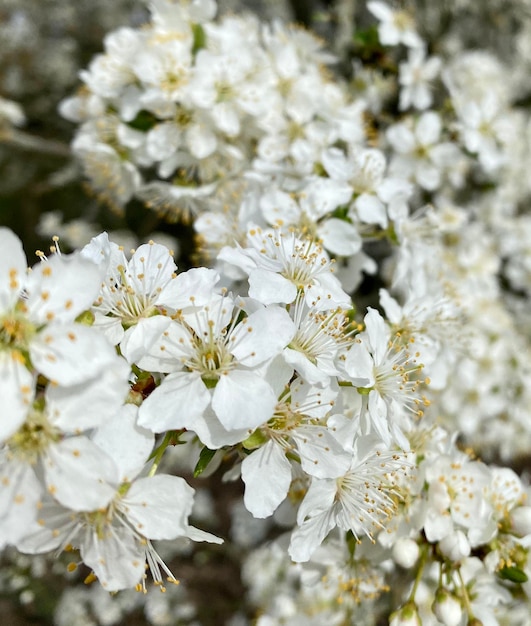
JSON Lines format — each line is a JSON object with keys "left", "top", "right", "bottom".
{"left": 498, "top": 566, "right": 528, "bottom": 583}
{"left": 357, "top": 386, "right": 372, "bottom": 395}
{"left": 192, "top": 23, "right": 207, "bottom": 55}
{"left": 202, "top": 376, "right": 218, "bottom": 389}
{"left": 194, "top": 446, "right": 216, "bottom": 477}
{"left": 75, "top": 309, "right": 95, "bottom": 326}
{"left": 345, "top": 530, "right": 358, "bottom": 557}
{"left": 242, "top": 429, "right": 267, "bottom": 450}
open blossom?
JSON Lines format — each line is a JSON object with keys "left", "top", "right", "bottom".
{"left": 420, "top": 449, "right": 493, "bottom": 546}
{"left": 367, "top": 1, "right": 423, "bottom": 48}
{"left": 241, "top": 376, "right": 351, "bottom": 518}
{"left": 137, "top": 294, "right": 295, "bottom": 441}
{"left": 218, "top": 227, "right": 352, "bottom": 310}
{"left": 0, "top": 358, "right": 130, "bottom": 547}
{"left": 289, "top": 435, "right": 409, "bottom": 562}
{"left": 386, "top": 112, "right": 462, "bottom": 192}
{"left": 398, "top": 47, "right": 441, "bottom": 111}
{"left": 282, "top": 296, "right": 352, "bottom": 388}
{"left": 257, "top": 186, "right": 361, "bottom": 258}
{"left": 81, "top": 233, "right": 219, "bottom": 363}
{"left": 340, "top": 308, "right": 427, "bottom": 449}
{"left": 321, "top": 147, "right": 412, "bottom": 230}
{"left": 18, "top": 404, "right": 222, "bottom": 592}
{"left": 0, "top": 228, "right": 119, "bottom": 442}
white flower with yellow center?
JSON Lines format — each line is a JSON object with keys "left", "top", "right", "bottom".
{"left": 0, "top": 357, "right": 130, "bottom": 547}
{"left": 137, "top": 295, "right": 295, "bottom": 438}
{"left": 289, "top": 435, "right": 409, "bottom": 562}
{"left": 283, "top": 296, "right": 351, "bottom": 388}
{"left": 18, "top": 405, "right": 222, "bottom": 592}
{"left": 82, "top": 233, "right": 219, "bottom": 363}
{"left": 340, "top": 308, "right": 427, "bottom": 449}
{"left": 241, "top": 376, "right": 351, "bottom": 518}
{"left": 218, "top": 227, "right": 352, "bottom": 311}
{"left": 0, "top": 228, "right": 118, "bottom": 442}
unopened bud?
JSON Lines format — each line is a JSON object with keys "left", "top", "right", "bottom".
{"left": 510, "top": 506, "right": 531, "bottom": 537}
{"left": 438, "top": 530, "right": 470, "bottom": 561}
{"left": 432, "top": 588, "right": 463, "bottom": 626}
{"left": 389, "top": 602, "right": 421, "bottom": 626}
{"left": 392, "top": 537, "right": 420, "bottom": 569}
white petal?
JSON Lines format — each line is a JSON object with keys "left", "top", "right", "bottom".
{"left": 16, "top": 500, "right": 75, "bottom": 554}
{"left": 91, "top": 404, "right": 154, "bottom": 483}
{"left": 162, "top": 267, "right": 219, "bottom": 309}
{"left": 296, "top": 477, "right": 337, "bottom": 525}
{"left": 342, "top": 341, "right": 374, "bottom": 386}
{"left": 46, "top": 357, "right": 130, "bottom": 432}
{"left": 260, "top": 189, "right": 301, "bottom": 225}
{"left": 186, "top": 123, "right": 217, "bottom": 159}
{"left": 378, "top": 288, "right": 402, "bottom": 324}
{"left": 248, "top": 269, "right": 297, "bottom": 305}
{"left": 189, "top": 405, "right": 249, "bottom": 448}
{"left": 0, "top": 227, "right": 26, "bottom": 311}
{"left": 355, "top": 193, "right": 388, "bottom": 228}
{"left": 318, "top": 218, "right": 361, "bottom": 256}
{"left": 212, "top": 370, "right": 276, "bottom": 430}
{"left": 44, "top": 438, "right": 118, "bottom": 510}
{"left": 365, "top": 307, "right": 388, "bottom": 363}
{"left": 128, "top": 242, "right": 177, "bottom": 299}
{"left": 123, "top": 475, "right": 194, "bottom": 539}
{"left": 0, "top": 457, "right": 42, "bottom": 548}
{"left": 82, "top": 525, "right": 144, "bottom": 592}
{"left": 31, "top": 324, "right": 118, "bottom": 385}
{"left": 0, "top": 352, "right": 34, "bottom": 443}
{"left": 230, "top": 306, "right": 294, "bottom": 366}
{"left": 25, "top": 253, "right": 102, "bottom": 324}
{"left": 138, "top": 371, "right": 210, "bottom": 432}
{"left": 184, "top": 524, "right": 223, "bottom": 544}
{"left": 283, "top": 348, "right": 330, "bottom": 386}
{"left": 242, "top": 440, "right": 292, "bottom": 518}
{"left": 120, "top": 315, "right": 172, "bottom": 364}
{"left": 293, "top": 426, "right": 351, "bottom": 479}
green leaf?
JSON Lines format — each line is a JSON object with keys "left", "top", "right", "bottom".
{"left": 353, "top": 25, "right": 381, "bottom": 48}
{"left": 498, "top": 566, "right": 528, "bottom": 583}
{"left": 194, "top": 446, "right": 216, "bottom": 477}
{"left": 126, "top": 110, "right": 158, "bottom": 131}
{"left": 331, "top": 204, "right": 350, "bottom": 220}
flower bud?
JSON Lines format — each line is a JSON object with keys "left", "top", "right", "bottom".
{"left": 510, "top": 506, "right": 531, "bottom": 537}
{"left": 432, "top": 588, "right": 463, "bottom": 626}
{"left": 392, "top": 537, "right": 420, "bottom": 569}
{"left": 389, "top": 603, "right": 421, "bottom": 626}
{"left": 438, "top": 530, "right": 470, "bottom": 561}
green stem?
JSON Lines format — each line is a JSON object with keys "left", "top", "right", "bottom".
{"left": 148, "top": 430, "right": 182, "bottom": 477}
{"left": 456, "top": 567, "right": 474, "bottom": 619}
{"left": 408, "top": 544, "right": 428, "bottom": 604}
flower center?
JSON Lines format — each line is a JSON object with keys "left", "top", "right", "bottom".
{"left": 7, "top": 407, "right": 60, "bottom": 464}
{"left": 188, "top": 320, "right": 234, "bottom": 385}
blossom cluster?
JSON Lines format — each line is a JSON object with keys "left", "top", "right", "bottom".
{"left": 3, "top": 0, "right": 531, "bottom": 624}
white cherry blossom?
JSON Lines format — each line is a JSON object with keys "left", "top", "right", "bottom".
{"left": 289, "top": 435, "right": 409, "bottom": 562}
{"left": 218, "top": 227, "right": 352, "bottom": 310}
{"left": 137, "top": 295, "right": 295, "bottom": 434}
